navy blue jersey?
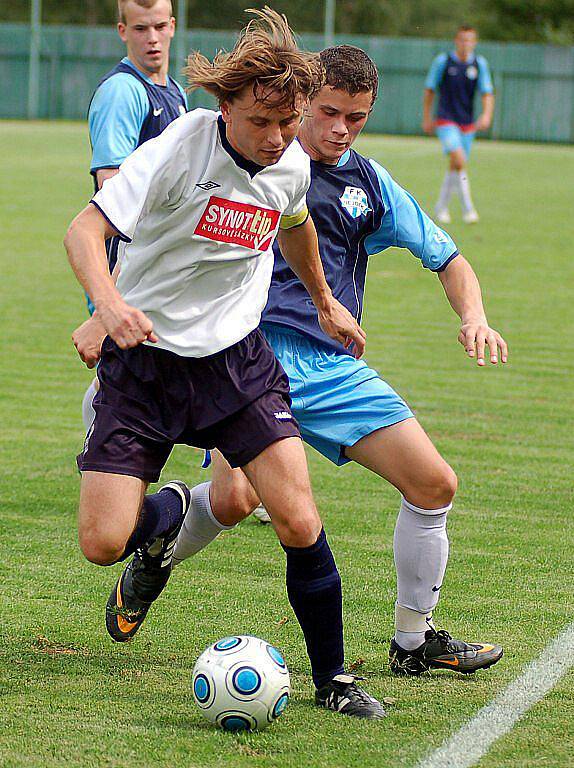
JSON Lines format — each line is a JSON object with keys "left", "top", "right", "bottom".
{"left": 262, "top": 148, "right": 458, "bottom": 354}
{"left": 425, "top": 52, "right": 493, "bottom": 126}
{"left": 87, "top": 58, "right": 187, "bottom": 293}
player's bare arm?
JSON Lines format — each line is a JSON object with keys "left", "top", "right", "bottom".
{"left": 475, "top": 92, "right": 495, "bottom": 131}
{"left": 438, "top": 254, "right": 508, "bottom": 365}
{"left": 422, "top": 88, "right": 435, "bottom": 134}
{"left": 277, "top": 217, "right": 366, "bottom": 358}
{"left": 73, "top": 260, "right": 121, "bottom": 367}
{"left": 64, "top": 204, "right": 157, "bottom": 349}
{"left": 95, "top": 167, "right": 120, "bottom": 189}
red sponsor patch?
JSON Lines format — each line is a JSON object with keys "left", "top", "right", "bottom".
{"left": 194, "top": 196, "right": 281, "bottom": 251}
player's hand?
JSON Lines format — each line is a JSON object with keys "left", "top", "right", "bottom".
{"left": 458, "top": 322, "right": 508, "bottom": 366}
{"left": 72, "top": 315, "right": 107, "bottom": 368}
{"left": 422, "top": 117, "right": 434, "bottom": 135}
{"left": 474, "top": 114, "right": 491, "bottom": 132}
{"left": 97, "top": 297, "right": 158, "bottom": 350}
{"left": 318, "top": 297, "right": 366, "bottom": 359}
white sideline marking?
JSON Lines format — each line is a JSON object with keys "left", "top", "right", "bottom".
{"left": 416, "top": 621, "right": 574, "bottom": 768}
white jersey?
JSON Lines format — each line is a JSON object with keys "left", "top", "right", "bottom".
{"left": 91, "top": 108, "right": 310, "bottom": 357}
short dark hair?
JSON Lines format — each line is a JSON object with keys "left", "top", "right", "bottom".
{"left": 319, "top": 45, "right": 379, "bottom": 105}
{"left": 118, "top": 0, "right": 173, "bottom": 24}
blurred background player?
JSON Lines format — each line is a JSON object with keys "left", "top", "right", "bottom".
{"left": 82, "top": 0, "right": 187, "bottom": 428}
{"left": 423, "top": 25, "right": 494, "bottom": 224}
{"left": 170, "top": 45, "right": 506, "bottom": 678}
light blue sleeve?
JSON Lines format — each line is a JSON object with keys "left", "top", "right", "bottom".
{"left": 424, "top": 53, "right": 448, "bottom": 90}
{"left": 477, "top": 55, "right": 494, "bottom": 94}
{"left": 365, "top": 160, "right": 458, "bottom": 271}
{"left": 88, "top": 73, "right": 149, "bottom": 172}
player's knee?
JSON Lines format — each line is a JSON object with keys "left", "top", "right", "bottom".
{"left": 78, "top": 527, "right": 125, "bottom": 565}
{"left": 275, "top": 509, "right": 322, "bottom": 548}
{"left": 408, "top": 464, "right": 457, "bottom": 509}
{"left": 212, "top": 483, "right": 258, "bottom": 526}
{"left": 432, "top": 465, "right": 457, "bottom": 507}
{"left": 451, "top": 156, "right": 465, "bottom": 172}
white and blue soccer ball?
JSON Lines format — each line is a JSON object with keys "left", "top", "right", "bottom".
{"left": 192, "top": 635, "right": 290, "bottom": 731}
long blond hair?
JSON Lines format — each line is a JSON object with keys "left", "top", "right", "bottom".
{"left": 184, "top": 7, "right": 323, "bottom": 110}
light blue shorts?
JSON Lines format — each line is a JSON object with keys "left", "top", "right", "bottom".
{"left": 262, "top": 324, "right": 413, "bottom": 466}
{"left": 436, "top": 124, "right": 475, "bottom": 158}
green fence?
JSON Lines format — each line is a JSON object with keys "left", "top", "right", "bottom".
{"left": 1, "top": 23, "right": 573, "bottom": 142}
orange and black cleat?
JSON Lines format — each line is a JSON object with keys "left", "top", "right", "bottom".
{"left": 389, "top": 628, "right": 503, "bottom": 676}
{"left": 105, "top": 557, "right": 159, "bottom": 642}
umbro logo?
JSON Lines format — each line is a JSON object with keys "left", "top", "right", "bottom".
{"left": 153, "top": 108, "right": 164, "bottom": 117}
{"left": 274, "top": 411, "right": 292, "bottom": 421}
{"left": 196, "top": 180, "right": 221, "bottom": 191}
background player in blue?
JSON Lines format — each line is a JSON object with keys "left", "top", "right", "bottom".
{"left": 89, "top": 0, "right": 186, "bottom": 194}
{"left": 82, "top": 0, "right": 187, "bottom": 428}
{"left": 423, "top": 26, "right": 494, "bottom": 224}
{"left": 169, "top": 45, "right": 508, "bottom": 679}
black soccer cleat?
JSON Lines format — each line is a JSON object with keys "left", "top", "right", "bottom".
{"left": 105, "top": 481, "right": 190, "bottom": 642}
{"left": 389, "top": 628, "right": 503, "bottom": 676}
{"left": 315, "top": 674, "right": 386, "bottom": 719}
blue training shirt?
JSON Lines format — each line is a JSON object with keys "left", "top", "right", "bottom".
{"left": 86, "top": 58, "right": 187, "bottom": 301}
{"left": 425, "top": 51, "right": 493, "bottom": 126}
{"left": 262, "top": 148, "right": 458, "bottom": 355}
{"left": 88, "top": 57, "right": 187, "bottom": 177}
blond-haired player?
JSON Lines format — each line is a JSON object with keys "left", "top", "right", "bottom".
{"left": 68, "top": 8, "right": 385, "bottom": 721}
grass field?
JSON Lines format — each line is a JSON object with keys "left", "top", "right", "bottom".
{"left": 1, "top": 121, "right": 573, "bottom": 768}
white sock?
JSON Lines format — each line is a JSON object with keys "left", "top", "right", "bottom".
{"left": 82, "top": 379, "right": 98, "bottom": 432}
{"left": 172, "top": 481, "right": 234, "bottom": 565}
{"left": 394, "top": 605, "right": 435, "bottom": 651}
{"left": 437, "top": 171, "right": 458, "bottom": 211}
{"left": 393, "top": 497, "right": 451, "bottom": 650}
{"left": 457, "top": 170, "right": 475, "bottom": 214}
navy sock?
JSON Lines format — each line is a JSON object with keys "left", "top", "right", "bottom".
{"left": 119, "top": 486, "right": 185, "bottom": 562}
{"left": 282, "top": 528, "right": 345, "bottom": 688}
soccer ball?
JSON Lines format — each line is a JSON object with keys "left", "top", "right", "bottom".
{"left": 192, "top": 635, "right": 290, "bottom": 731}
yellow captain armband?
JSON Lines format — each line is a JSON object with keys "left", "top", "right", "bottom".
{"left": 279, "top": 206, "right": 309, "bottom": 230}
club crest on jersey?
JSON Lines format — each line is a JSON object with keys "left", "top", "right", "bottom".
{"left": 339, "top": 186, "right": 371, "bottom": 219}
{"left": 466, "top": 65, "right": 478, "bottom": 80}
{"left": 194, "top": 196, "right": 281, "bottom": 251}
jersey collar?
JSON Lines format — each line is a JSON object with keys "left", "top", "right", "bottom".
{"left": 309, "top": 148, "right": 352, "bottom": 170}
{"left": 336, "top": 149, "right": 351, "bottom": 167}
{"left": 451, "top": 50, "right": 475, "bottom": 64}
{"left": 217, "top": 115, "right": 265, "bottom": 178}
{"left": 122, "top": 56, "right": 169, "bottom": 87}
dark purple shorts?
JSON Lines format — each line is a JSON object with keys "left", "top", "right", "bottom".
{"left": 77, "top": 329, "right": 300, "bottom": 482}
